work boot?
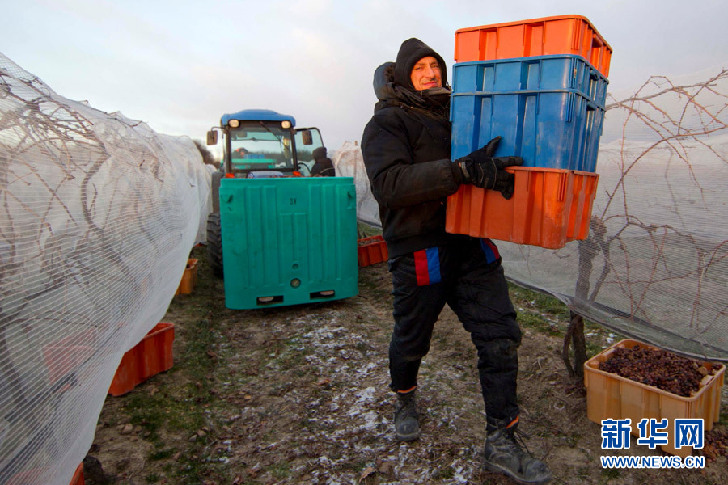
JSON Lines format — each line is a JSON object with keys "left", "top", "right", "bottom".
{"left": 483, "top": 421, "right": 551, "bottom": 484}
{"left": 393, "top": 390, "right": 420, "bottom": 441}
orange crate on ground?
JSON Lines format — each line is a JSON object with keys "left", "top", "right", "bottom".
{"left": 584, "top": 339, "right": 725, "bottom": 458}
{"left": 446, "top": 167, "right": 598, "bottom": 249}
{"left": 109, "top": 322, "right": 175, "bottom": 396}
{"left": 42, "top": 329, "right": 96, "bottom": 386}
{"left": 175, "top": 258, "right": 198, "bottom": 295}
{"left": 357, "top": 235, "right": 388, "bottom": 267}
{"left": 455, "top": 15, "right": 612, "bottom": 77}
{"left": 70, "top": 463, "right": 84, "bottom": 485}
{"left": 7, "top": 463, "right": 84, "bottom": 485}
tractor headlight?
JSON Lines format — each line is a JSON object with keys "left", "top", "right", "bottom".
{"left": 281, "top": 120, "right": 291, "bottom": 129}
{"left": 229, "top": 119, "right": 240, "bottom": 128}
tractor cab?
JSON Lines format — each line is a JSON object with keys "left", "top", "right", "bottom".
{"left": 293, "top": 127, "right": 326, "bottom": 176}
{"left": 207, "top": 109, "right": 324, "bottom": 178}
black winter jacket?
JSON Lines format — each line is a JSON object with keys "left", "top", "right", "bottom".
{"left": 361, "top": 39, "right": 465, "bottom": 258}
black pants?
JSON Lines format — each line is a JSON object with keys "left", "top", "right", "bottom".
{"left": 387, "top": 238, "right": 522, "bottom": 426}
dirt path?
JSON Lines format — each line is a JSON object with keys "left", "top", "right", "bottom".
{"left": 88, "top": 249, "right": 727, "bottom": 484}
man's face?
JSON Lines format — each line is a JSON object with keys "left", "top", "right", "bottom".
{"left": 410, "top": 56, "right": 442, "bottom": 91}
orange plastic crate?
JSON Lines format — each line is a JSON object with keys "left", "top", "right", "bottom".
{"left": 108, "top": 342, "right": 141, "bottom": 396}
{"left": 357, "top": 235, "right": 388, "bottom": 267}
{"left": 42, "top": 329, "right": 96, "bottom": 386}
{"left": 176, "top": 258, "right": 198, "bottom": 295}
{"left": 566, "top": 170, "right": 600, "bottom": 241}
{"left": 584, "top": 339, "right": 725, "bottom": 458}
{"left": 446, "top": 167, "right": 598, "bottom": 249}
{"left": 70, "top": 463, "right": 84, "bottom": 485}
{"left": 8, "top": 462, "right": 85, "bottom": 485}
{"left": 108, "top": 322, "right": 175, "bottom": 396}
{"left": 455, "top": 15, "right": 612, "bottom": 77}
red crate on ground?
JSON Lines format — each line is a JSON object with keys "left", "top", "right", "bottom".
{"left": 455, "top": 15, "right": 612, "bottom": 77}
{"left": 176, "top": 258, "right": 198, "bottom": 295}
{"left": 108, "top": 322, "right": 175, "bottom": 396}
{"left": 358, "top": 235, "right": 388, "bottom": 267}
{"left": 446, "top": 167, "right": 598, "bottom": 249}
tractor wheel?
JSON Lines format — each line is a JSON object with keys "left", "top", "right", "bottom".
{"left": 206, "top": 212, "right": 223, "bottom": 278}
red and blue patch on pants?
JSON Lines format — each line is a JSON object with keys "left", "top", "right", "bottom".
{"left": 413, "top": 248, "right": 441, "bottom": 286}
{"left": 413, "top": 239, "right": 499, "bottom": 286}
{"left": 479, "top": 238, "right": 500, "bottom": 264}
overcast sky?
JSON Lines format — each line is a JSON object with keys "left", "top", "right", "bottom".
{"left": 2, "top": 0, "right": 727, "bottom": 151}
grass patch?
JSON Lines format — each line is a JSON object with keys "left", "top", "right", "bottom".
{"left": 125, "top": 391, "right": 202, "bottom": 439}
{"left": 149, "top": 447, "right": 175, "bottom": 461}
{"left": 266, "top": 462, "right": 291, "bottom": 479}
{"left": 434, "top": 466, "right": 455, "bottom": 479}
{"left": 508, "top": 281, "right": 627, "bottom": 357}
{"left": 509, "top": 283, "right": 570, "bottom": 320}
{"left": 601, "top": 467, "right": 621, "bottom": 480}
{"left": 718, "top": 410, "right": 728, "bottom": 427}
{"left": 121, "top": 313, "right": 218, "bottom": 440}
{"left": 509, "top": 283, "right": 569, "bottom": 339}
{"left": 585, "top": 339, "right": 606, "bottom": 359}
{"left": 517, "top": 311, "right": 563, "bottom": 337}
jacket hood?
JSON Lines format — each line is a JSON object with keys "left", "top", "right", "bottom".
{"left": 373, "top": 62, "right": 396, "bottom": 101}
{"left": 393, "top": 38, "right": 448, "bottom": 91}
{"left": 312, "top": 146, "right": 328, "bottom": 160}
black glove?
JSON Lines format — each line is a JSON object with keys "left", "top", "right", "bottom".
{"left": 455, "top": 136, "right": 523, "bottom": 200}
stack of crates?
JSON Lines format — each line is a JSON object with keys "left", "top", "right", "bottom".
{"left": 446, "top": 15, "right": 612, "bottom": 249}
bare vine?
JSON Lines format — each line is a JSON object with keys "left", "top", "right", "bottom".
{"left": 563, "top": 68, "right": 728, "bottom": 376}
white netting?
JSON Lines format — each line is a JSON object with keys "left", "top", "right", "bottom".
{"left": 333, "top": 141, "right": 380, "bottom": 227}
{"left": 353, "top": 67, "right": 728, "bottom": 361}
{"left": 0, "top": 53, "right": 210, "bottom": 484}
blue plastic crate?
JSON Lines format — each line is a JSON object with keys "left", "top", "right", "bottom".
{"left": 452, "top": 55, "right": 608, "bottom": 108}
{"left": 451, "top": 89, "right": 604, "bottom": 171}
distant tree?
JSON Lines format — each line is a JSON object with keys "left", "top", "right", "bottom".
{"left": 193, "top": 139, "right": 217, "bottom": 166}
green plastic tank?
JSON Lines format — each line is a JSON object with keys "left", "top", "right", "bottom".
{"left": 219, "top": 176, "right": 358, "bottom": 309}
